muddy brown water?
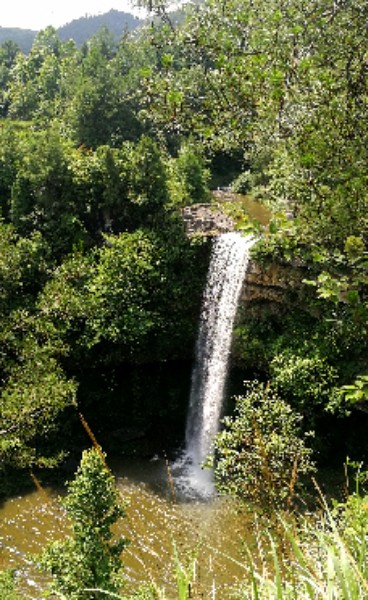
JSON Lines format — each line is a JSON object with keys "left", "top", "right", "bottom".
{"left": 0, "top": 458, "right": 254, "bottom": 598}
{"left": 212, "top": 190, "right": 271, "bottom": 227}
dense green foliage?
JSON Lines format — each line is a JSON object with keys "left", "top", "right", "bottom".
{"left": 0, "top": 22, "right": 214, "bottom": 470}
{"left": 0, "top": 1, "right": 367, "bottom": 596}
{"left": 0, "top": 129, "right": 208, "bottom": 468}
{"left": 0, "top": 571, "right": 24, "bottom": 600}
{"left": 0, "top": 0, "right": 365, "bottom": 477}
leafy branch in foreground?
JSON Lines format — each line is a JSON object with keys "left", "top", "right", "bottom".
{"left": 0, "top": 571, "right": 24, "bottom": 600}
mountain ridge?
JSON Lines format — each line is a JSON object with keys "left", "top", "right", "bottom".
{"left": 0, "top": 9, "right": 143, "bottom": 52}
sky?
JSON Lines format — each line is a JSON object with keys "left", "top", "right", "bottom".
{"left": 0, "top": 1, "right": 147, "bottom": 31}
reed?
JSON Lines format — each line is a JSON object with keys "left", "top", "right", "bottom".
{"left": 79, "top": 412, "right": 102, "bottom": 451}
{"left": 237, "top": 493, "right": 368, "bottom": 599}
{"left": 30, "top": 471, "right": 51, "bottom": 504}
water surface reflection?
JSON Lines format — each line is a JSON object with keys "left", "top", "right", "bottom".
{"left": 0, "top": 457, "right": 251, "bottom": 597}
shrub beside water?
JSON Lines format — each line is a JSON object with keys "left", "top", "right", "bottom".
{"left": 211, "top": 381, "right": 316, "bottom": 511}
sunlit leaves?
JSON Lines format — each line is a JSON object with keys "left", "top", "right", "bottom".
{"left": 270, "top": 352, "right": 339, "bottom": 420}
{"left": 342, "top": 376, "right": 368, "bottom": 405}
{"left": 141, "top": 0, "right": 368, "bottom": 257}
{"left": 87, "top": 230, "right": 164, "bottom": 348}
{"left": 0, "top": 350, "right": 77, "bottom": 468}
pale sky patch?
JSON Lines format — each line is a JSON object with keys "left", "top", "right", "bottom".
{"left": 0, "top": 1, "right": 146, "bottom": 31}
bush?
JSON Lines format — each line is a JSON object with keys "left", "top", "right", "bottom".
{"left": 231, "top": 170, "right": 253, "bottom": 194}
{"left": 168, "top": 141, "right": 210, "bottom": 207}
{"left": 212, "top": 381, "right": 315, "bottom": 511}
{"left": 270, "top": 352, "right": 339, "bottom": 423}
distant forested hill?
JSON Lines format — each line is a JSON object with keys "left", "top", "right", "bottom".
{"left": 0, "top": 27, "right": 36, "bottom": 52}
{"left": 0, "top": 10, "right": 143, "bottom": 53}
{"left": 57, "top": 9, "right": 143, "bottom": 45}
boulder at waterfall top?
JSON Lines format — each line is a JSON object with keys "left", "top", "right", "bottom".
{"left": 182, "top": 203, "right": 234, "bottom": 236}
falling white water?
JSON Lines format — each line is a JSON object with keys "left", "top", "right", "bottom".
{"left": 175, "top": 232, "right": 256, "bottom": 498}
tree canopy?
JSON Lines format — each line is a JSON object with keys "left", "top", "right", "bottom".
{"left": 0, "top": 0, "right": 367, "bottom": 478}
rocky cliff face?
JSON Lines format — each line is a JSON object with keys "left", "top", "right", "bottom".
{"left": 241, "top": 260, "right": 309, "bottom": 306}
{"left": 231, "top": 258, "right": 317, "bottom": 368}
{"left": 182, "top": 205, "right": 310, "bottom": 310}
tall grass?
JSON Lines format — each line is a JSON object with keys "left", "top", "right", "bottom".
{"left": 236, "top": 489, "right": 368, "bottom": 599}
{"left": 138, "top": 485, "right": 368, "bottom": 599}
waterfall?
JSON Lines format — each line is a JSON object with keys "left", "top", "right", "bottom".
{"left": 177, "top": 232, "right": 255, "bottom": 497}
